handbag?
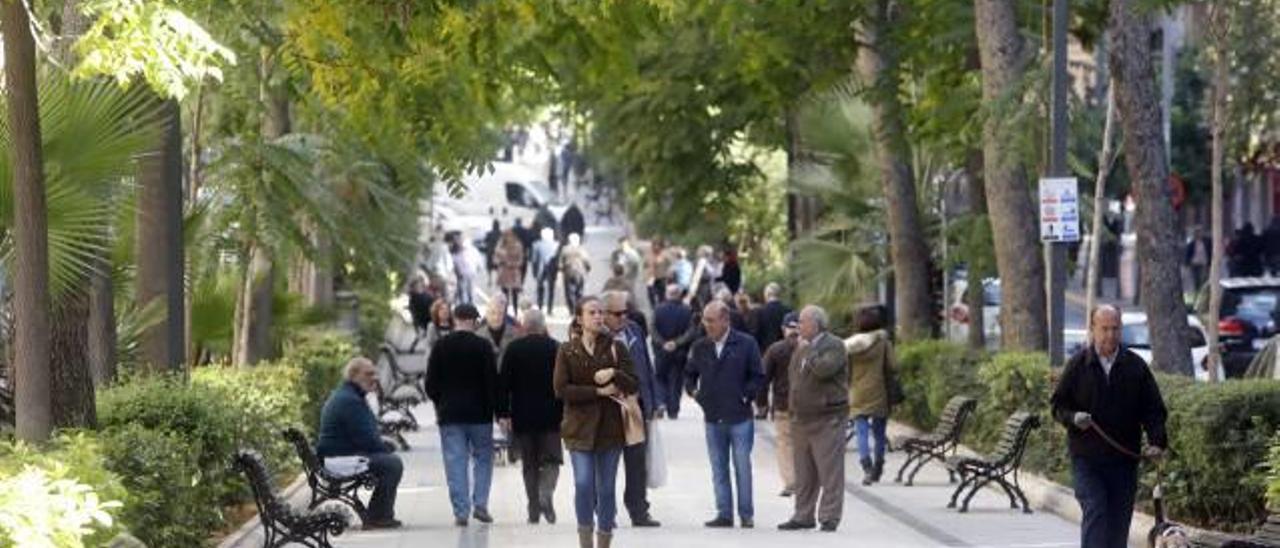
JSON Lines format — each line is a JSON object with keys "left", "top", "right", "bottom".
{"left": 608, "top": 342, "right": 648, "bottom": 447}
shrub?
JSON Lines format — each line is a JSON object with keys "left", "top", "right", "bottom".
{"left": 285, "top": 329, "right": 357, "bottom": 432}
{"left": 99, "top": 423, "right": 216, "bottom": 547}
{"left": 971, "top": 352, "right": 1070, "bottom": 485}
{"left": 892, "top": 340, "right": 985, "bottom": 429}
{"left": 193, "top": 363, "right": 304, "bottom": 474}
{"left": 0, "top": 433, "right": 127, "bottom": 545}
{"left": 0, "top": 467, "right": 122, "bottom": 548}
{"left": 1266, "top": 432, "right": 1280, "bottom": 512}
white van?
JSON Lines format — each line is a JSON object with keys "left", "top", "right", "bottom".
{"left": 436, "top": 162, "right": 570, "bottom": 230}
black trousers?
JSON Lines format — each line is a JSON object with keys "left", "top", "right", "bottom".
{"left": 537, "top": 271, "right": 557, "bottom": 311}
{"left": 623, "top": 422, "right": 651, "bottom": 521}
{"left": 516, "top": 431, "right": 563, "bottom": 515}
{"left": 366, "top": 453, "right": 404, "bottom": 521}
{"left": 655, "top": 350, "right": 686, "bottom": 418}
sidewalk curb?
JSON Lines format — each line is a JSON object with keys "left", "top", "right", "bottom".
{"left": 216, "top": 473, "right": 308, "bottom": 548}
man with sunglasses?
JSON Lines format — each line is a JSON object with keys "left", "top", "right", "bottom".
{"left": 602, "top": 291, "right": 664, "bottom": 528}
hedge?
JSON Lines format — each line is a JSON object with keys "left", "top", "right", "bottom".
{"left": 893, "top": 339, "right": 1280, "bottom": 531}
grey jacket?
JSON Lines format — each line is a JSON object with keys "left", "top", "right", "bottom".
{"left": 787, "top": 332, "right": 850, "bottom": 420}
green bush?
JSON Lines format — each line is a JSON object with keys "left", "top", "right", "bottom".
{"left": 99, "top": 423, "right": 217, "bottom": 547}
{"left": 285, "top": 329, "right": 356, "bottom": 432}
{"left": 892, "top": 340, "right": 985, "bottom": 429}
{"left": 1266, "top": 432, "right": 1280, "bottom": 512}
{"left": 0, "top": 433, "right": 127, "bottom": 545}
{"left": 193, "top": 363, "right": 305, "bottom": 474}
{"left": 0, "top": 467, "right": 122, "bottom": 548}
{"left": 971, "top": 352, "right": 1069, "bottom": 485}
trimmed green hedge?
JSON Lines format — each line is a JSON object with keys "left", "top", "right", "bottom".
{"left": 893, "top": 340, "right": 1280, "bottom": 531}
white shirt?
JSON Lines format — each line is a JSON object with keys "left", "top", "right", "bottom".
{"left": 1096, "top": 346, "right": 1118, "bottom": 378}
{"left": 714, "top": 331, "right": 730, "bottom": 359}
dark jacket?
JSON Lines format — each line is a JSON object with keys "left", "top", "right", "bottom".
{"left": 686, "top": 329, "right": 765, "bottom": 424}
{"left": 788, "top": 332, "right": 850, "bottom": 420}
{"left": 752, "top": 300, "right": 792, "bottom": 353}
{"left": 757, "top": 336, "right": 798, "bottom": 413}
{"left": 615, "top": 320, "right": 663, "bottom": 418}
{"left": 408, "top": 291, "right": 433, "bottom": 330}
{"left": 316, "top": 382, "right": 388, "bottom": 458}
{"left": 554, "top": 333, "right": 639, "bottom": 451}
{"left": 497, "top": 334, "right": 563, "bottom": 434}
{"left": 1051, "top": 346, "right": 1169, "bottom": 460}
{"left": 652, "top": 299, "right": 694, "bottom": 347}
{"left": 425, "top": 330, "right": 501, "bottom": 425}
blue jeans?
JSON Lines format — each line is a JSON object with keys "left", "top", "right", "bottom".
{"left": 569, "top": 449, "right": 623, "bottom": 532}
{"left": 853, "top": 415, "right": 888, "bottom": 462}
{"left": 440, "top": 423, "right": 494, "bottom": 519}
{"left": 1072, "top": 455, "right": 1138, "bottom": 548}
{"left": 704, "top": 419, "right": 754, "bottom": 520}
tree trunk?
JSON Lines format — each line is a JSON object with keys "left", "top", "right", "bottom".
{"left": 1085, "top": 86, "right": 1117, "bottom": 321}
{"left": 974, "top": 0, "right": 1048, "bottom": 351}
{"left": 87, "top": 257, "right": 115, "bottom": 385}
{"left": 233, "top": 244, "right": 274, "bottom": 366}
{"left": 289, "top": 230, "right": 334, "bottom": 308}
{"left": 858, "top": 0, "right": 934, "bottom": 341}
{"left": 49, "top": 287, "right": 95, "bottom": 427}
{"left": 964, "top": 149, "right": 988, "bottom": 350}
{"left": 5, "top": 0, "right": 54, "bottom": 441}
{"left": 136, "top": 98, "right": 185, "bottom": 372}
{"left": 1108, "top": 0, "right": 1192, "bottom": 375}
{"left": 1205, "top": 4, "right": 1230, "bottom": 382}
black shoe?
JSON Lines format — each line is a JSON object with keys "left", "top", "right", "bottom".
{"left": 363, "top": 518, "right": 402, "bottom": 530}
{"left": 528, "top": 512, "right": 540, "bottom": 524}
{"left": 871, "top": 457, "right": 884, "bottom": 483}
{"left": 860, "top": 457, "right": 874, "bottom": 486}
{"left": 542, "top": 503, "right": 557, "bottom": 524}
{"left": 779, "top": 489, "right": 793, "bottom": 497}
{"left": 704, "top": 517, "right": 734, "bottom": 528}
{"left": 820, "top": 521, "right": 838, "bottom": 532}
{"left": 778, "top": 520, "right": 816, "bottom": 531}
{"left": 454, "top": 517, "right": 469, "bottom": 527}
{"left": 473, "top": 507, "right": 493, "bottom": 524}
{"left": 740, "top": 518, "right": 754, "bottom": 529}
{"left": 632, "top": 515, "right": 661, "bottom": 527}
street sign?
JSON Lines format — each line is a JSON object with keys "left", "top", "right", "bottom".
{"left": 1039, "top": 177, "right": 1080, "bottom": 243}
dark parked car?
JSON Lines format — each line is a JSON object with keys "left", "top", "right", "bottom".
{"left": 1195, "top": 276, "right": 1280, "bottom": 378}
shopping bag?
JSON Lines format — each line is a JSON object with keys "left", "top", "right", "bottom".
{"left": 646, "top": 420, "right": 668, "bottom": 488}
{"left": 612, "top": 394, "right": 647, "bottom": 446}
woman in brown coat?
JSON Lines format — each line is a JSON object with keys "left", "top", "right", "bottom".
{"left": 844, "top": 305, "right": 893, "bottom": 486}
{"left": 495, "top": 229, "right": 526, "bottom": 316}
{"left": 554, "top": 296, "right": 638, "bottom": 548}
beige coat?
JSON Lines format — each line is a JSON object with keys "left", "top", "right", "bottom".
{"left": 845, "top": 330, "right": 892, "bottom": 418}
{"left": 495, "top": 237, "right": 525, "bottom": 290}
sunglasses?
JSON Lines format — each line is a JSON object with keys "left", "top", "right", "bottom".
{"left": 605, "top": 309, "right": 627, "bottom": 317}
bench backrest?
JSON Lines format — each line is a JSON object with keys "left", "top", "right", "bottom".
{"left": 931, "top": 396, "right": 978, "bottom": 440}
{"left": 233, "top": 450, "right": 289, "bottom": 523}
{"left": 283, "top": 427, "right": 323, "bottom": 476}
{"left": 989, "top": 411, "right": 1041, "bottom": 468}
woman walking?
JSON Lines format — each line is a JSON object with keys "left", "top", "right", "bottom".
{"left": 554, "top": 296, "right": 639, "bottom": 548}
{"left": 844, "top": 305, "right": 894, "bottom": 486}
{"left": 496, "top": 229, "right": 526, "bottom": 316}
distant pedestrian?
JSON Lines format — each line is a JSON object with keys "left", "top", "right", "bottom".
{"left": 424, "top": 304, "right": 500, "bottom": 526}
{"left": 496, "top": 229, "right": 526, "bottom": 315}
{"left": 424, "top": 299, "right": 454, "bottom": 350}
{"left": 1051, "top": 305, "right": 1168, "bottom": 548}
{"left": 560, "top": 233, "right": 591, "bottom": 313}
{"left": 484, "top": 220, "right": 502, "bottom": 285}
{"left": 651, "top": 284, "right": 695, "bottom": 419}
{"left": 686, "top": 300, "right": 764, "bottom": 529}
{"left": 555, "top": 296, "right": 640, "bottom": 548}
{"left": 1265, "top": 216, "right": 1280, "bottom": 275}
{"left": 779, "top": 305, "right": 848, "bottom": 533}
{"left": 844, "top": 305, "right": 894, "bottom": 486}
{"left": 561, "top": 204, "right": 586, "bottom": 242}
{"left": 513, "top": 217, "right": 535, "bottom": 283}
{"left": 722, "top": 249, "right": 742, "bottom": 294}
{"left": 452, "top": 236, "right": 484, "bottom": 305}
{"left": 672, "top": 248, "right": 693, "bottom": 293}
{"left": 756, "top": 312, "right": 800, "bottom": 497}
{"left": 1184, "top": 227, "right": 1210, "bottom": 290}
{"left": 1229, "top": 223, "right": 1264, "bottom": 277}
{"left": 611, "top": 236, "right": 643, "bottom": 289}
{"left": 603, "top": 291, "right": 663, "bottom": 528}
{"left": 752, "top": 282, "right": 792, "bottom": 354}
{"left": 424, "top": 232, "right": 455, "bottom": 298}
{"left": 532, "top": 227, "right": 560, "bottom": 313}
{"left": 407, "top": 276, "right": 434, "bottom": 351}
{"left": 602, "top": 262, "right": 636, "bottom": 304}
{"left": 479, "top": 294, "right": 517, "bottom": 366}
{"left": 646, "top": 238, "right": 670, "bottom": 308}
{"left": 497, "top": 309, "right": 564, "bottom": 525}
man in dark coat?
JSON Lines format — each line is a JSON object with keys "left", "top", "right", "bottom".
{"left": 756, "top": 312, "right": 800, "bottom": 497}
{"left": 425, "top": 303, "right": 501, "bottom": 526}
{"left": 686, "top": 301, "right": 764, "bottom": 529}
{"left": 497, "top": 309, "right": 564, "bottom": 524}
{"left": 316, "top": 357, "right": 404, "bottom": 529}
{"left": 752, "top": 282, "right": 792, "bottom": 354}
{"left": 651, "top": 284, "right": 696, "bottom": 418}
{"left": 603, "top": 291, "right": 663, "bottom": 527}
{"left": 1051, "top": 305, "right": 1168, "bottom": 548}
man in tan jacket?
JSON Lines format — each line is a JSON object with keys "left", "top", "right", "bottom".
{"left": 777, "top": 305, "right": 849, "bottom": 533}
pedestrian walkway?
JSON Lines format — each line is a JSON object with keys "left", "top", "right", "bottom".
{"left": 231, "top": 399, "right": 1084, "bottom": 547}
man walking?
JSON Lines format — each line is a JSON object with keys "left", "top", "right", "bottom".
{"left": 497, "top": 309, "right": 564, "bottom": 524}
{"left": 752, "top": 282, "right": 791, "bottom": 353}
{"left": 778, "top": 305, "right": 848, "bottom": 533}
{"left": 1051, "top": 305, "right": 1168, "bottom": 548}
{"left": 531, "top": 227, "right": 560, "bottom": 313}
{"left": 756, "top": 312, "right": 800, "bottom": 497}
{"left": 652, "top": 284, "right": 695, "bottom": 419}
{"left": 316, "top": 357, "right": 404, "bottom": 529}
{"left": 686, "top": 301, "right": 764, "bottom": 529}
{"left": 560, "top": 233, "right": 591, "bottom": 313}
{"left": 425, "top": 303, "right": 500, "bottom": 526}
{"left": 603, "top": 291, "right": 663, "bottom": 528}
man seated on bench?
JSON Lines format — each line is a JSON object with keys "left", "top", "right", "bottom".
{"left": 317, "top": 357, "right": 404, "bottom": 530}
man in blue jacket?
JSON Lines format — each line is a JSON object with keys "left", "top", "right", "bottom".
{"left": 652, "top": 284, "right": 695, "bottom": 418}
{"left": 603, "top": 291, "right": 663, "bottom": 527}
{"left": 316, "top": 357, "right": 404, "bottom": 529}
{"left": 686, "top": 300, "right": 765, "bottom": 529}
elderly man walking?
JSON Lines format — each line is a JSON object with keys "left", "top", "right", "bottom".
{"left": 603, "top": 291, "right": 663, "bottom": 527}
{"left": 497, "top": 309, "right": 564, "bottom": 524}
{"left": 686, "top": 300, "right": 764, "bottom": 528}
{"left": 1051, "top": 305, "right": 1168, "bottom": 548}
{"left": 652, "top": 284, "right": 695, "bottom": 419}
{"left": 778, "top": 305, "right": 849, "bottom": 533}
{"left": 316, "top": 357, "right": 404, "bottom": 529}
{"left": 425, "top": 303, "right": 501, "bottom": 526}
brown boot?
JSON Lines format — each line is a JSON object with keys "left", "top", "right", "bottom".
{"left": 596, "top": 531, "right": 613, "bottom": 548}
{"left": 578, "top": 527, "right": 594, "bottom": 548}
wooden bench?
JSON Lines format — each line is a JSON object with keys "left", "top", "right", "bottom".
{"left": 232, "top": 450, "right": 349, "bottom": 548}
{"left": 1193, "top": 515, "right": 1280, "bottom": 547}
{"left": 895, "top": 395, "right": 978, "bottom": 486}
{"left": 283, "top": 428, "right": 380, "bottom": 526}
{"left": 945, "top": 411, "right": 1040, "bottom": 514}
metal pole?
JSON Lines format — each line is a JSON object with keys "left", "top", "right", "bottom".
{"left": 1047, "top": 0, "right": 1069, "bottom": 366}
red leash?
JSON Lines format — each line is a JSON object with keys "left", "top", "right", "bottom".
{"left": 1088, "top": 422, "right": 1145, "bottom": 461}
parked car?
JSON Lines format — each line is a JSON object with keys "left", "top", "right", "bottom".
{"left": 1194, "top": 276, "right": 1280, "bottom": 378}
{"left": 1121, "top": 312, "right": 1223, "bottom": 382}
